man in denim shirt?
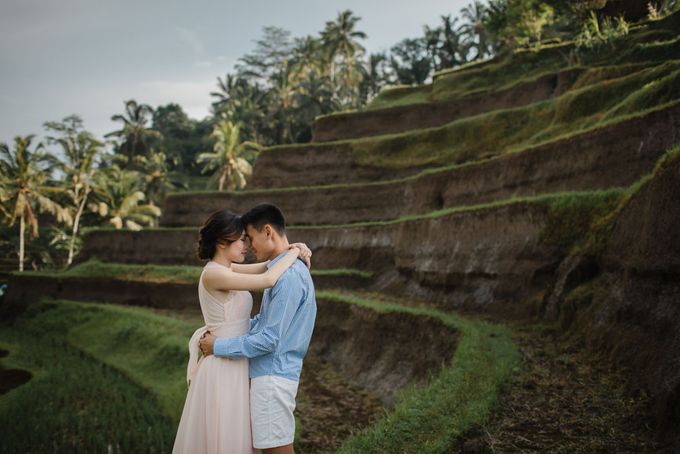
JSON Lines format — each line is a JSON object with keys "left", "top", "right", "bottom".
{"left": 200, "top": 204, "right": 316, "bottom": 453}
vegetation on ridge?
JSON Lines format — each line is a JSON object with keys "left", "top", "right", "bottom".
{"left": 318, "top": 291, "right": 519, "bottom": 453}
{"left": 0, "top": 294, "right": 516, "bottom": 453}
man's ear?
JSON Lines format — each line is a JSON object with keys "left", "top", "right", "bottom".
{"left": 264, "top": 224, "right": 272, "bottom": 239}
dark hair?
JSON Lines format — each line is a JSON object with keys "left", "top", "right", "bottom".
{"left": 241, "top": 203, "right": 286, "bottom": 235}
{"left": 196, "top": 210, "right": 244, "bottom": 260}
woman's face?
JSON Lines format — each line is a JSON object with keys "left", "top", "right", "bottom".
{"left": 222, "top": 232, "right": 248, "bottom": 263}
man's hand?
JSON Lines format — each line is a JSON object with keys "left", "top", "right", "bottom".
{"left": 199, "top": 332, "right": 216, "bottom": 356}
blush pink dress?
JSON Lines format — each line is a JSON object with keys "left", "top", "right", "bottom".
{"left": 173, "top": 261, "right": 254, "bottom": 454}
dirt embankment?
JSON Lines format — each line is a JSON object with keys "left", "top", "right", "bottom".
{"left": 161, "top": 104, "right": 680, "bottom": 228}
{"left": 77, "top": 202, "right": 561, "bottom": 317}
{"left": 0, "top": 349, "right": 32, "bottom": 396}
{"left": 310, "top": 297, "right": 459, "bottom": 407}
{"left": 296, "top": 203, "right": 561, "bottom": 318}
{"left": 249, "top": 103, "right": 680, "bottom": 191}
{"left": 78, "top": 229, "right": 200, "bottom": 265}
{"left": 250, "top": 142, "right": 421, "bottom": 190}
{"left": 3, "top": 275, "right": 199, "bottom": 311}
{"left": 542, "top": 155, "right": 680, "bottom": 448}
{"left": 312, "top": 68, "right": 582, "bottom": 142}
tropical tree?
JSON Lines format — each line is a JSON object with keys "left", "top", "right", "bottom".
{"left": 459, "top": 2, "right": 492, "bottom": 60}
{"left": 196, "top": 118, "right": 261, "bottom": 191}
{"left": 105, "top": 99, "right": 161, "bottom": 167}
{"left": 211, "top": 74, "right": 272, "bottom": 145}
{"left": 0, "top": 136, "right": 71, "bottom": 271}
{"left": 436, "top": 15, "right": 469, "bottom": 69}
{"left": 290, "top": 35, "right": 325, "bottom": 80}
{"left": 485, "top": 0, "right": 556, "bottom": 49}
{"left": 292, "top": 69, "right": 338, "bottom": 141}
{"left": 44, "top": 115, "right": 103, "bottom": 266}
{"left": 389, "top": 38, "right": 433, "bottom": 85}
{"left": 236, "top": 26, "right": 293, "bottom": 83}
{"left": 136, "top": 149, "right": 178, "bottom": 206}
{"left": 152, "top": 103, "right": 204, "bottom": 172}
{"left": 320, "top": 10, "right": 367, "bottom": 106}
{"left": 89, "top": 165, "right": 161, "bottom": 230}
{"left": 360, "top": 53, "right": 391, "bottom": 103}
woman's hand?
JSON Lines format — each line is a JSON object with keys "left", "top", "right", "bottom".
{"left": 290, "top": 242, "right": 312, "bottom": 269}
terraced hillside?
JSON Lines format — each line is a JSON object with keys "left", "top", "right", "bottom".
{"left": 3, "top": 10, "right": 680, "bottom": 453}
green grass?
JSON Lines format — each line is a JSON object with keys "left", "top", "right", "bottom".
{"left": 431, "top": 43, "right": 574, "bottom": 103}
{"left": 364, "top": 84, "right": 432, "bottom": 110}
{"left": 351, "top": 61, "right": 680, "bottom": 169}
{"left": 366, "top": 10, "right": 679, "bottom": 111}
{"left": 0, "top": 292, "right": 518, "bottom": 453}
{"left": 0, "top": 299, "right": 198, "bottom": 452}
{"left": 82, "top": 189, "right": 628, "bottom": 238}
{"left": 19, "top": 259, "right": 373, "bottom": 284}
{"left": 290, "top": 189, "right": 625, "bottom": 231}
{"left": 316, "top": 291, "right": 519, "bottom": 453}
{"left": 22, "top": 260, "right": 203, "bottom": 283}
{"left": 312, "top": 268, "right": 373, "bottom": 279}
{"left": 259, "top": 59, "right": 680, "bottom": 174}
{"left": 567, "top": 143, "right": 680, "bottom": 256}
{"left": 539, "top": 190, "right": 623, "bottom": 254}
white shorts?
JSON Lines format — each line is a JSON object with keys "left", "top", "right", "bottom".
{"left": 250, "top": 375, "right": 299, "bottom": 449}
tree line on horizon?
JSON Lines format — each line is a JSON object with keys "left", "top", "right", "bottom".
{"left": 1, "top": 0, "right": 678, "bottom": 272}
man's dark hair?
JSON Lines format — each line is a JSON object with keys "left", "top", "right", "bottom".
{"left": 242, "top": 204, "right": 286, "bottom": 235}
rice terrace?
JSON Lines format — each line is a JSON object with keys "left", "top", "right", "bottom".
{"left": 1, "top": 1, "right": 679, "bottom": 452}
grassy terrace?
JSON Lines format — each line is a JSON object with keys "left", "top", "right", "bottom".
{"left": 84, "top": 189, "right": 625, "bottom": 239}
{"left": 18, "top": 260, "right": 373, "bottom": 284}
{"left": 0, "top": 294, "right": 517, "bottom": 453}
{"left": 0, "top": 299, "right": 198, "bottom": 452}
{"left": 319, "top": 291, "right": 519, "bottom": 453}
{"left": 260, "top": 60, "right": 680, "bottom": 170}
{"left": 170, "top": 89, "right": 672, "bottom": 200}
{"left": 366, "top": 10, "right": 679, "bottom": 110}
{"left": 353, "top": 63, "right": 680, "bottom": 169}
{"left": 85, "top": 189, "right": 626, "bottom": 240}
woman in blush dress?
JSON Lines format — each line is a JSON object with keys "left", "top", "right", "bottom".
{"left": 172, "top": 209, "right": 310, "bottom": 454}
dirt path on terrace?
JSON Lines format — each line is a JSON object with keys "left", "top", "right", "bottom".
{"left": 460, "top": 323, "right": 666, "bottom": 453}
{"left": 295, "top": 355, "right": 385, "bottom": 452}
{"left": 154, "top": 307, "right": 385, "bottom": 452}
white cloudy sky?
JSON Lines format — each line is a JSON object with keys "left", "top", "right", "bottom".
{"left": 0, "top": 0, "right": 469, "bottom": 144}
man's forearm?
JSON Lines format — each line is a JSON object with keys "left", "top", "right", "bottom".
{"left": 213, "top": 330, "right": 279, "bottom": 359}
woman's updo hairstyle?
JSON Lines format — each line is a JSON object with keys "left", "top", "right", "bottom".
{"left": 196, "top": 209, "right": 244, "bottom": 260}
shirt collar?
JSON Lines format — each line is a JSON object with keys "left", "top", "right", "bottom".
{"left": 266, "top": 250, "right": 290, "bottom": 269}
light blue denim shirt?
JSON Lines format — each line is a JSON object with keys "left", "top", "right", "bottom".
{"left": 213, "top": 251, "right": 317, "bottom": 382}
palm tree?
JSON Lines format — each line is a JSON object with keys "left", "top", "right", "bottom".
{"left": 290, "top": 36, "right": 325, "bottom": 80}
{"left": 437, "top": 15, "right": 468, "bottom": 69}
{"left": 360, "top": 53, "right": 391, "bottom": 102}
{"left": 459, "top": 1, "right": 492, "bottom": 60}
{"left": 105, "top": 99, "right": 161, "bottom": 167}
{"left": 423, "top": 25, "right": 442, "bottom": 70}
{"left": 321, "top": 10, "right": 367, "bottom": 77}
{"left": 210, "top": 74, "right": 271, "bottom": 145}
{"left": 90, "top": 166, "right": 161, "bottom": 230}
{"left": 320, "top": 10, "right": 367, "bottom": 106}
{"left": 292, "top": 69, "right": 337, "bottom": 141}
{"left": 44, "top": 115, "right": 103, "bottom": 266}
{"left": 137, "top": 149, "right": 177, "bottom": 206}
{"left": 210, "top": 73, "right": 239, "bottom": 110}
{"left": 196, "top": 118, "right": 261, "bottom": 191}
{"left": 0, "top": 136, "right": 71, "bottom": 271}
{"left": 389, "top": 38, "right": 433, "bottom": 85}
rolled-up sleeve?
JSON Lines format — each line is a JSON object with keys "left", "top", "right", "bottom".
{"left": 214, "top": 272, "right": 303, "bottom": 359}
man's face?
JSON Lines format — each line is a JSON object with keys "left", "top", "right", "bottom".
{"left": 245, "top": 224, "right": 273, "bottom": 261}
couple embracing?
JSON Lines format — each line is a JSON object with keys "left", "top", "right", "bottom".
{"left": 173, "top": 203, "right": 317, "bottom": 453}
